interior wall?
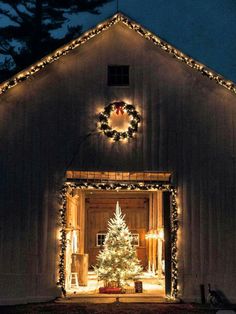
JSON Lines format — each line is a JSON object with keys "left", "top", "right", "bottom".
{"left": 85, "top": 192, "right": 149, "bottom": 267}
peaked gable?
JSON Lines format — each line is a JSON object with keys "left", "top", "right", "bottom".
{"left": 0, "top": 12, "right": 235, "bottom": 96}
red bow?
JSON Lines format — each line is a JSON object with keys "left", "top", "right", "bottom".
{"left": 115, "top": 103, "right": 124, "bottom": 115}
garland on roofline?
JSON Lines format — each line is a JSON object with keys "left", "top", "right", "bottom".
{"left": 0, "top": 13, "right": 235, "bottom": 97}
{"left": 58, "top": 181, "right": 179, "bottom": 298}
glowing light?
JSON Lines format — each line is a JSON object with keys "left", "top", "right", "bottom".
{"left": 145, "top": 228, "right": 164, "bottom": 240}
{"left": 57, "top": 228, "right": 61, "bottom": 240}
{"left": 145, "top": 232, "right": 158, "bottom": 239}
{"left": 109, "top": 111, "right": 130, "bottom": 132}
{"left": 72, "top": 230, "right": 78, "bottom": 253}
{"left": 158, "top": 228, "right": 164, "bottom": 240}
{"left": 1, "top": 13, "right": 232, "bottom": 100}
{"left": 59, "top": 181, "right": 179, "bottom": 298}
{"left": 97, "top": 101, "right": 141, "bottom": 142}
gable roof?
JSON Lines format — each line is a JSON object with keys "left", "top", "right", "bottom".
{"left": 0, "top": 12, "right": 236, "bottom": 96}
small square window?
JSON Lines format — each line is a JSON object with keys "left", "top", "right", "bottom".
{"left": 131, "top": 233, "right": 139, "bottom": 247}
{"left": 96, "top": 233, "right": 106, "bottom": 246}
{"left": 108, "top": 65, "right": 129, "bottom": 86}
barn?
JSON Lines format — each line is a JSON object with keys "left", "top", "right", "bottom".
{"left": 0, "top": 12, "right": 236, "bottom": 305}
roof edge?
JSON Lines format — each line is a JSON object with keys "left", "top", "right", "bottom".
{"left": 0, "top": 12, "right": 236, "bottom": 96}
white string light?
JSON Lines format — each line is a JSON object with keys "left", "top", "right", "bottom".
{"left": 58, "top": 181, "right": 179, "bottom": 298}
{"left": 0, "top": 13, "right": 235, "bottom": 97}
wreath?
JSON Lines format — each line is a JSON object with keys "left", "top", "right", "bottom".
{"left": 98, "top": 101, "right": 141, "bottom": 141}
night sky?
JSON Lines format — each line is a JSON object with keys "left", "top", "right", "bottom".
{"left": 1, "top": 0, "right": 236, "bottom": 82}
{"left": 66, "top": 0, "right": 236, "bottom": 83}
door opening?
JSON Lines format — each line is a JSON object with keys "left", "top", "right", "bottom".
{"left": 57, "top": 171, "right": 179, "bottom": 300}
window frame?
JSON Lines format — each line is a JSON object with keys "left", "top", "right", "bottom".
{"left": 107, "top": 65, "right": 130, "bottom": 86}
{"left": 131, "top": 233, "right": 140, "bottom": 247}
{"left": 96, "top": 233, "right": 106, "bottom": 247}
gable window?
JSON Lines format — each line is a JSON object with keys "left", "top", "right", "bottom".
{"left": 107, "top": 65, "right": 129, "bottom": 86}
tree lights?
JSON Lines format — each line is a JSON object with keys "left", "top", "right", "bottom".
{"left": 0, "top": 13, "right": 235, "bottom": 96}
{"left": 94, "top": 202, "right": 142, "bottom": 288}
{"left": 59, "top": 181, "right": 179, "bottom": 298}
{"left": 98, "top": 101, "right": 141, "bottom": 141}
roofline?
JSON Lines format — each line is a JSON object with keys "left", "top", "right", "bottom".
{"left": 0, "top": 12, "right": 236, "bottom": 96}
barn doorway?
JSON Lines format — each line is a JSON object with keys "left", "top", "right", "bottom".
{"left": 85, "top": 192, "right": 149, "bottom": 268}
{"left": 59, "top": 171, "right": 178, "bottom": 300}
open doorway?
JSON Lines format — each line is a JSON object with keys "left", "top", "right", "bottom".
{"left": 58, "top": 171, "right": 178, "bottom": 300}
{"left": 85, "top": 192, "right": 150, "bottom": 268}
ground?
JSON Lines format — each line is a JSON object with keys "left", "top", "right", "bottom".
{"left": 1, "top": 301, "right": 235, "bottom": 314}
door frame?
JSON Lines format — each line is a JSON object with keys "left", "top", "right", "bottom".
{"left": 58, "top": 176, "right": 179, "bottom": 299}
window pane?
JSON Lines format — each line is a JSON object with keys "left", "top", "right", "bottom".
{"left": 108, "top": 65, "right": 129, "bottom": 86}
{"left": 96, "top": 233, "right": 106, "bottom": 246}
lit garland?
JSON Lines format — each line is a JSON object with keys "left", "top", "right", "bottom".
{"left": 170, "top": 188, "right": 179, "bottom": 299}
{"left": 0, "top": 13, "right": 235, "bottom": 96}
{"left": 57, "top": 185, "right": 67, "bottom": 296}
{"left": 98, "top": 101, "right": 141, "bottom": 141}
{"left": 59, "top": 181, "right": 179, "bottom": 298}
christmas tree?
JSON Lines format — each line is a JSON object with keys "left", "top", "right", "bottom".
{"left": 95, "top": 202, "right": 142, "bottom": 288}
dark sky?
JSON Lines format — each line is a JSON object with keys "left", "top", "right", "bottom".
{"left": 1, "top": 0, "right": 236, "bottom": 82}
{"left": 65, "top": 0, "right": 236, "bottom": 82}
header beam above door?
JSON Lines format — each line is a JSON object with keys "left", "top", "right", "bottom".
{"left": 66, "top": 171, "right": 171, "bottom": 183}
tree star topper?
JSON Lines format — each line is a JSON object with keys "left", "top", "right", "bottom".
{"left": 98, "top": 101, "right": 141, "bottom": 141}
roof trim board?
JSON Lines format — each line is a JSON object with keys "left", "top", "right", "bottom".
{"left": 0, "top": 12, "right": 236, "bottom": 96}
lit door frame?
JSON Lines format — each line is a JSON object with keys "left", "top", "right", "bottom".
{"left": 58, "top": 180, "right": 179, "bottom": 299}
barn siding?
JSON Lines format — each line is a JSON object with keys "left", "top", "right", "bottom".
{"left": 0, "top": 22, "right": 236, "bottom": 303}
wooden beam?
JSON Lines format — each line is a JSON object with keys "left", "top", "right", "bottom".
{"left": 78, "top": 191, "right": 85, "bottom": 254}
{"left": 66, "top": 171, "right": 171, "bottom": 182}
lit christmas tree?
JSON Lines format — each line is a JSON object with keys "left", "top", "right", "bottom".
{"left": 95, "top": 202, "right": 142, "bottom": 288}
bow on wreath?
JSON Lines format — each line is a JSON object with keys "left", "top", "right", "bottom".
{"left": 114, "top": 101, "right": 125, "bottom": 115}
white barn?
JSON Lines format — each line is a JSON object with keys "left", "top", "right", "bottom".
{"left": 0, "top": 13, "right": 236, "bottom": 304}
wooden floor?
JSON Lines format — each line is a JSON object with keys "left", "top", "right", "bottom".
{"left": 56, "top": 294, "right": 169, "bottom": 303}
{"left": 61, "top": 271, "right": 168, "bottom": 303}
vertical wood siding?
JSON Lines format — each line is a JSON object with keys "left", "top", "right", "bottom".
{"left": 0, "top": 22, "right": 236, "bottom": 303}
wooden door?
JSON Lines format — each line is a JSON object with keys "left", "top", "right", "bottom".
{"left": 85, "top": 192, "right": 149, "bottom": 268}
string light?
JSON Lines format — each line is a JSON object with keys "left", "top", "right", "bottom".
{"left": 59, "top": 181, "right": 179, "bottom": 298}
{"left": 57, "top": 185, "right": 67, "bottom": 295}
{"left": 98, "top": 101, "right": 141, "bottom": 141}
{"left": 0, "top": 13, "right": 235, "bottom": 96}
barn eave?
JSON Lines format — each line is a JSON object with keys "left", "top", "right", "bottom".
{"left": 0, "top": 12, "right": 236, "bottom": 96}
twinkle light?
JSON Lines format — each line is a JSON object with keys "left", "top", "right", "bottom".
{"left": 0, "top": 13, "right": 235, "bottom": 97}
{"left": 98, "top": 101, "right": 141, "bottom": 142}
{"left": 59, "top": 181, "right": 179, "bottom": 298}
{"left": 57, "top": 185, "right": 67, "bottom": 296}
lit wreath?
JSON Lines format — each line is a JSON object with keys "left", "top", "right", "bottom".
{"left": 98, "top": 101, "right": 141, "bottom": 141}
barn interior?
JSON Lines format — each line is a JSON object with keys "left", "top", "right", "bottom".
{"left": 62, "top": 171, "right": 171, "bottom": 298}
